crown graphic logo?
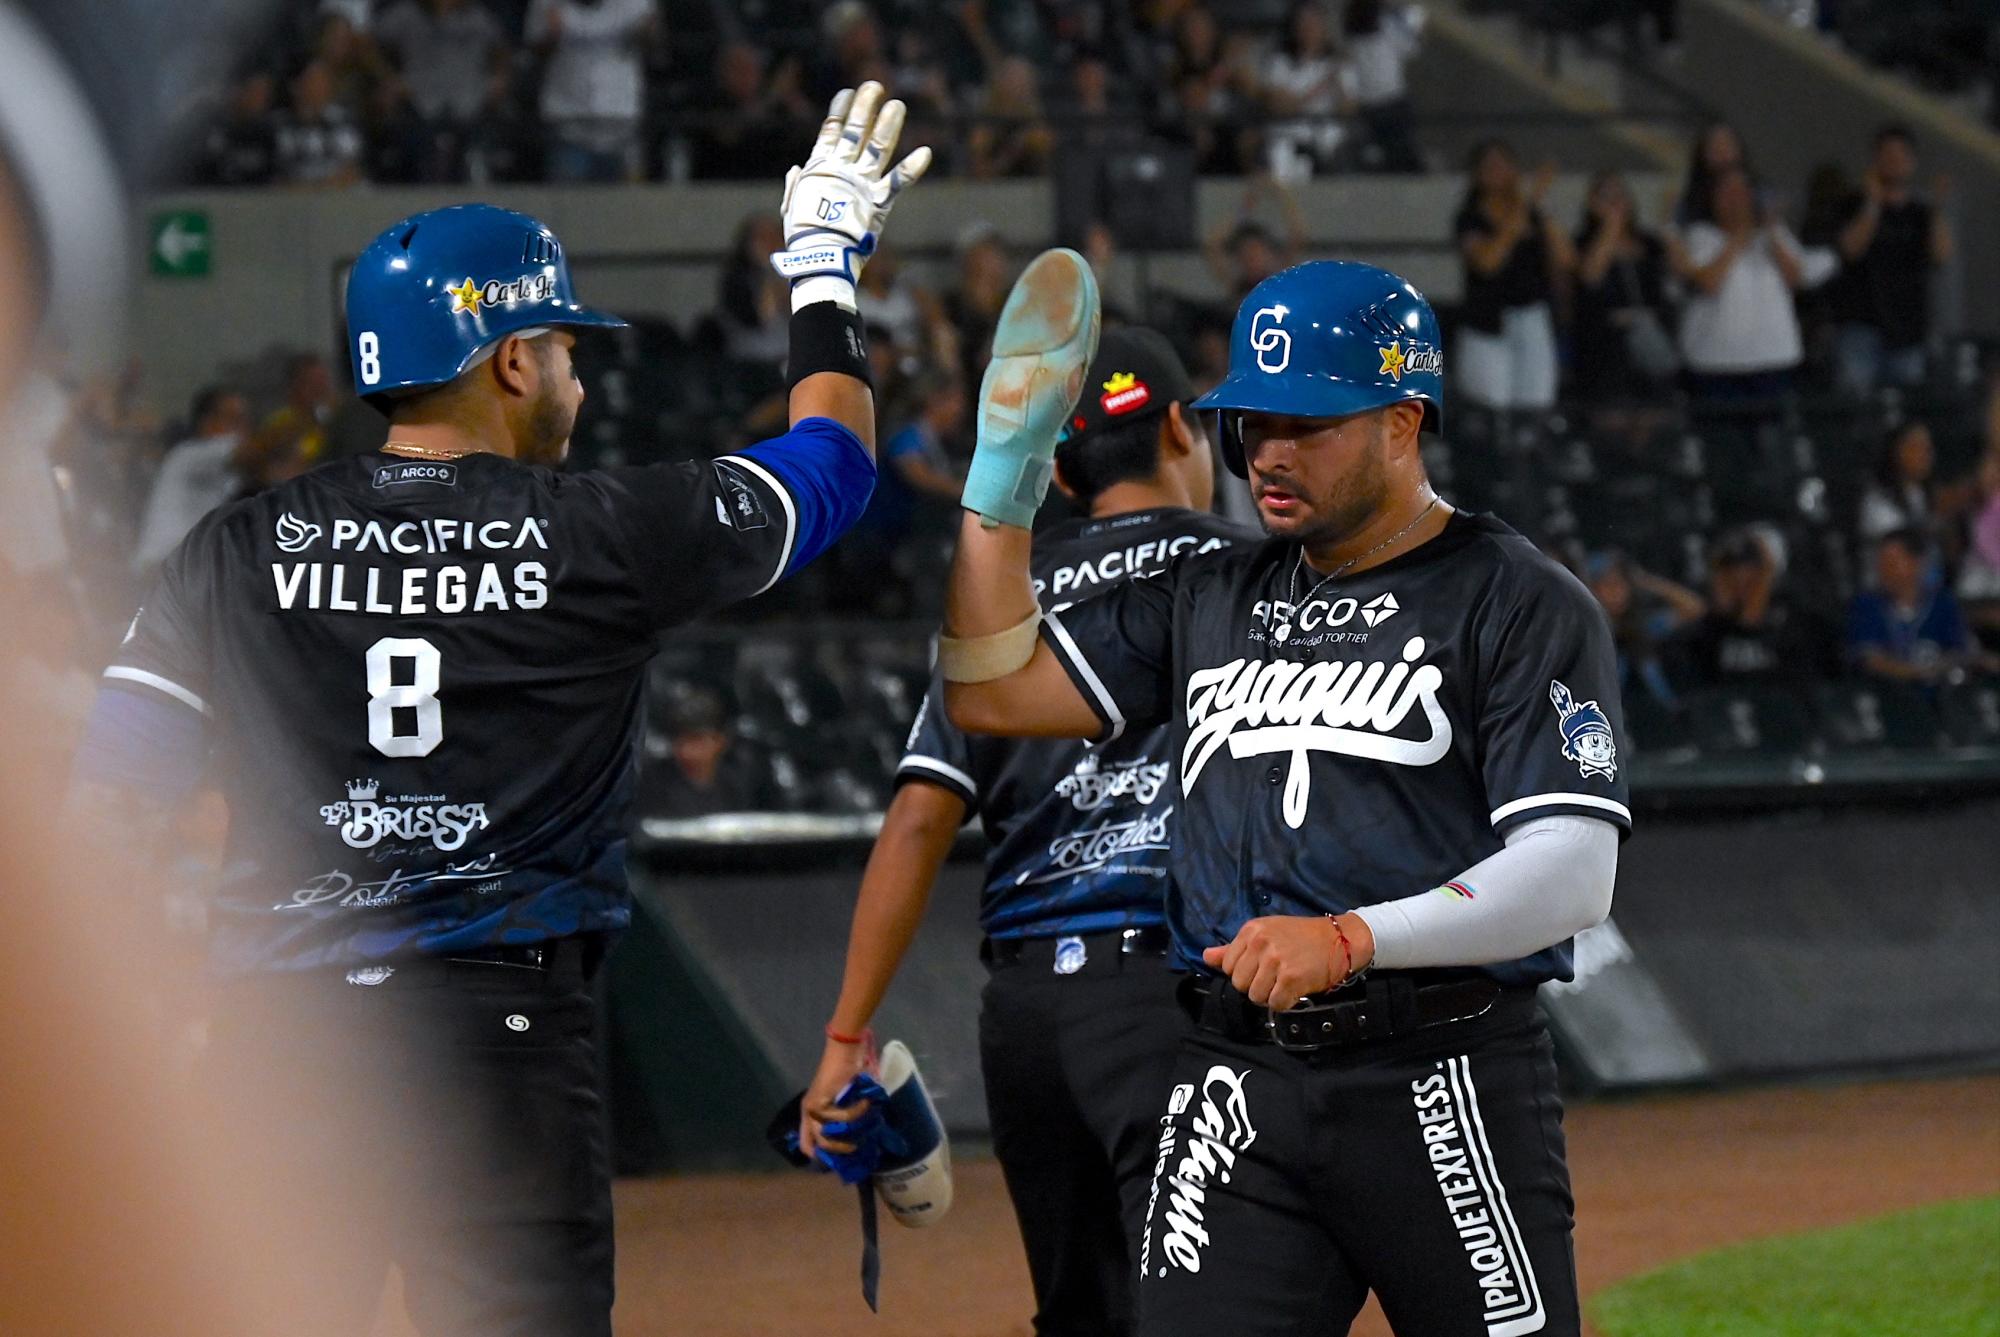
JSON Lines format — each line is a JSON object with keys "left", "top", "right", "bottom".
{"left": 1103, "top": 371, "right": 1138, "bottom": 394}
{"left": 346, "top": 778, "right": 381, "bottom": 801}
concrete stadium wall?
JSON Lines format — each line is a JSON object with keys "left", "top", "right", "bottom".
{"left": 129, "top": 170, "right": 1666, "bottom": 411}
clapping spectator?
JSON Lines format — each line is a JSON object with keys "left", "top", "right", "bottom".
{"left": 371, "top": 0, "right": 514, "bottom": 182}
{"left": 1572, "top": 170, "right": 1676, "bottom": 413}
{"left": 1858, "top": 419, "right": 1941, "bottom": 547}
{"left": 1676, "top": 527, "right": 1838, "bottom": 685}
{"left": 1673, "top": 165, "right": 1835, "bottom": 415}
{"left": 1341, "top": 0, "right": 1426, "bottom": 172}
{"left": 198, "top": 71, "right": 279, "bottom": 186}
{"left": 131, "top": 387, "right": 251, "bottom": 575}
{"left": 1832, "top": 124, "right": 1954, "bottom": 397}
{"left": 1163, "top": 1, "right": 1258, "bottom": 173}
{"left": 1584, "top": 548, "right": 1706, "bottom": 706}
{"left": 525, "top": 0, "right": 660, "bottom": 183}
{"left": 1847, "top": 528, "right": 1996, "bottom": 682}
{"left": 968, "top": 56, "right": 1054, "bottom": 179}
{"left": 1453, "top": 140, "right": 1573, "bottom": 414}
{"left": 1203, "top": 175, "right": 1306, "bottom": 305}
{"left": 272, "top": 60, "right": 365, "bottom": 187}
{"left": 690, "top": 40, "right": 810, "bottom": 180}
{"left": 1674, "top": 119, "right": 1750, "bottom": 225}
{"left": 1260, "top": 1, "right": 1348, "bottom": 179}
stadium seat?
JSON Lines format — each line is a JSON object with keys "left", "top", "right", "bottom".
{"left": 1937, "top": 678, "right": 2000, "bottom": 749}
{"left": 1680, "top": 685, "right": 1817, "bottom": 757}
{"left": 1811, "top": 680, "right": 1943, "bottom": 752}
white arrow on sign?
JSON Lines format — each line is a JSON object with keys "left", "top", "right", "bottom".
{"left": 156, "top": 217, "right": 208, "bottom": 268}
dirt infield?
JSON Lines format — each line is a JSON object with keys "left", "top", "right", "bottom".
{"left": 376, "top": 1074, "right": 1999, "bottom": 1335}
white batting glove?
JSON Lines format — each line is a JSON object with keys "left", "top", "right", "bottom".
{"left": 771, "top": 81, "right": 933, "bottom": 313}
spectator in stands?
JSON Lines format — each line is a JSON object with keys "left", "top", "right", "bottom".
{"left": 1584, "top": 547, "right": 1706, "bottom": 706}
{"left": 1674, "top": 119, "right": 1749, "bottom": 226}
{"left": 886, "top": 26, "right": 959, "bottom": 163}
{"left": 1832, "top": 124, "right": 1954, "bottom": 397}
{"left": 1677, "top": 527, "right": 1838, "bottom": 685}
{"left": 1858, "top": 419, "right": 1940, "bottom": 546}
{"left": 810, "top": 1, "right": 890, "bottom": 105}
{"left": 1057, "top": 48, "right": 1139, "bottom": 155}
{"left": 1673, "top": 165, "right": 1835, "bottom": 415}
{"left": 272, "top": 60, "right": 365, "bottom": 187}
{"left": 1847, "top": 528, "right": 1995, "bottom": 682}
{"left": 245, "top": 353, "right": 334, "bottom": 486}
{"left": 835, "top": 369, "right": 967, "bottom": 612}
{"left": 525, "top": 0, "right": 659, "bottom": 183}
{"left": 715, "top": 212, "right": 791, "bottom": 390}
{"left": 1203, "top": 175, "right": 1306, "bottom": 305}
{"left": 1340, "top": 0, "right": 1426, "bottom": 173}
{"left": 1954, "top": 440, "right": 2000, "bottom": 644}
{"left": 1081, "top": 219, "right": 1143, "bottom": 325}
{"left": 856, "top": 252, "right": 953, "bottom": 374}
{"left": 1163, "top": 1, "right": 1259, "bottom": 173}
{"left": 131, "top": 387, "right": 250, "bottom": 575}
{"left": 945, "top": 223, "right": 1013, "bottom": 394}
{"left": 1572, "top": 170, "right": 1676, "bottom": 414}
{"left": 968, "top": 55, "right": 1055, "bottom": 179}
{"left": 690, "top": 40, "right": 811, "bottom": 181}
{"left": 198, "top": 71, "right": 279, "bottom": 187}
{"left": 1453, "top": 140, "right": 1572, "bottom": 414}
{"left": 1260, "top": 1, "right": 1348, "bottom": 179}
{"left": 313, "top": 12, "right": 395, "bottom": 124}
{"left": 641, "top": 686, "right": 774, "bottom": 819}
{"left": 371, "top": 0, "right": 514, "bottom": 182}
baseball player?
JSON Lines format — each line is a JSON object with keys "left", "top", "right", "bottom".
{"left": 937, "top": 259, "right": 1625, "bottom": 1335}
{"left": 800, "top": 321, "right": 1254, "bottom": 1334}
{"left": 69, "top": 84, "right": 927, "bottom": 1336}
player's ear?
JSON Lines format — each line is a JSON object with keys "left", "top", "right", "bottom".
{"left": 489, "top": 333, "right": 534, "bottom": 399}
{"left": 1384, "top": 401, "right": 1425, "bottom": 456}
{"left": 1051, "top": 454, "right": 1080, "bottom": 503}
{"left": 1160, "top": 401, "right": 1197, "bottom": 459}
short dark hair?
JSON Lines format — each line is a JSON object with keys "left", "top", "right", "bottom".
{"left": 187, "top": 383, "right": 236, "bottom": 428}
{"left": 1879, "top": 526, "right": 1927, "bottom": 559}
{"left": 1874, "top": 122, "right": 1916, "bottom": 152}
{"left": 1056, "top": 413, "right": 1164, "bottom": 504}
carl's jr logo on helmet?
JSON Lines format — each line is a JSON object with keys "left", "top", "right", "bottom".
{"left": 1250, "top": 305, "right": 1292, "bottom": 374}
{"left": 1378, "top": 341, "right": 1442, "bottom": 383}
{"left": 448, "top": 273, "right": 558, "bottom": 317}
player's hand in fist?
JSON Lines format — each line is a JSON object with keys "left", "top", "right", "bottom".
{"left": 1202, "top": 913, "right": 1376, "bottom": 1011}
{"left": 799, "top": 1030, "right": 874, "bottom": 1158}
{"left": 771, "top": 80, "right": 932, "bottom": 313}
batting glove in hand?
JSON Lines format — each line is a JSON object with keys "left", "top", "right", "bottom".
{"left": 771, "top": 81, "right": 932, "bottom": 313}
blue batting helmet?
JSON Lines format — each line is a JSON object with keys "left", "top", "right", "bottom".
{"left": 343, "top": 204, "right": 626, "bottom": 399}
{"left": 1192, "top": 260, "right": 1444, "bottom": 477}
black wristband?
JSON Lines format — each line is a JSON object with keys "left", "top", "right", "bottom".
{"left": 786, "top": 301, "right": 872, "bottom": 390}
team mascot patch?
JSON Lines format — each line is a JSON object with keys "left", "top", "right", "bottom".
{"left": 1550, "top": 679, "right": 1617, "bottom": 780}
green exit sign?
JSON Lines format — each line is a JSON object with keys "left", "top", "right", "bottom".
{"left": 149, "top": 210, "right": 210, "bottom": 277}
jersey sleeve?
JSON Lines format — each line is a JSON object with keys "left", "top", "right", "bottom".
{"left": 102, "top": 517, "right": 218, "bottom": 720}
{"left": 592, "top": 415, "right": 876, "bottom": 627}
{"left": 1474, "top": 561, "right": 1633, "bottom": 838}
{"left": 1036, "top": 566, "right": 1179, "bottom": 742}
{"left": 894, "top": 673, "right": 979, "bottom": 810}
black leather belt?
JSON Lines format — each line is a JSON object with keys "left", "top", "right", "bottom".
{"left": 982, "top": 925, "right": 1171, "bottom": 972}
{"left": 1180, "top": 971, "right": 1511, "bottom": 1052}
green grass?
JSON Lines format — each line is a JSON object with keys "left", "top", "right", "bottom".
{"left": 1589, "top": 1197, "right": 2000, "bottom": 1337}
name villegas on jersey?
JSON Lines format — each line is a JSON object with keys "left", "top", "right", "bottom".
{"left": 269, "top": 510, "right": 551, "bottom": 615}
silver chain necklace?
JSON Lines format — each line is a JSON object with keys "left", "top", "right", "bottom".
{"left": 1274, "top": 497, "right": 1438, "bottom": 643}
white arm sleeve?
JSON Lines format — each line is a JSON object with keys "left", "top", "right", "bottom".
{"left": 1351, "top": 815, "right": 1618, "bottom": 970}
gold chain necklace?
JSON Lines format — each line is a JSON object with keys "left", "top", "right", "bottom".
{"left": 382, "top": 439, "right": 473, "bottom": 461}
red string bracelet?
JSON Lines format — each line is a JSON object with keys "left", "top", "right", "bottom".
{"left": 824, "top": 1023, "right": 870, "bottom": 1046}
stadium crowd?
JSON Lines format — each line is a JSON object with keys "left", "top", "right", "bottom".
{"left": 19, "top": 1, "right": 1999, "bottom": 815}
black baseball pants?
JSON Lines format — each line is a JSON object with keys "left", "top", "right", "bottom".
{"left": 203, "top": 939, "right": 615, "bottom": 1337}
{"left": 1136, "top": 985, "right": 1580, "bottom": 1337}
{"left": 979, "top": 937, "right": 1190, "bottom": 1337}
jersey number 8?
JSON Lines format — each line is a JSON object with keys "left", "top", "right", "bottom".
{"left": 366, "top": 636, "right": 442, "bottom": 757}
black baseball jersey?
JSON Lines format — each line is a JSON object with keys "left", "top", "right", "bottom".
{"left": 107, "top": 430, "right": 871, "bottom": 974}
{"left": 1038, "top": 510, "right": 1630, "bottom": 984}
{"left": 899, "top": 507, "right": 1252, "bottom": 940}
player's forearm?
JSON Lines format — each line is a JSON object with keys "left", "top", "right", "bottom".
{"left": 825, "top": 784, "right": 966, "bottom": 1033}
{"left": 786, "top": 297, "right": 876, "bottom": 453}
{"left": 944, "top": 509, "right": 1037, "bottom": 638}
{"left": 1352, "top": 815, "right": 1616, "bottom": 970}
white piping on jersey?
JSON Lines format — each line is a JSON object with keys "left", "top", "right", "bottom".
{"left": 715, "top": 454, "right": 797, "bottom": 596}
{"left": 1488, "top": 792, "right": 1631, "bottom": 828}
{"left": 102, "top": 665, "right": 210, "bottom": 717}
{"left": 897, "top": 754, "right": 978, "bottom": 799}
{"left": 1043, "top": 611, "right": 1127, "bottom": 742}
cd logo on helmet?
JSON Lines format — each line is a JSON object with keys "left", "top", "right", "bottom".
{"left": 1250, "top": 305, "right": 1292, "bottom": 374}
